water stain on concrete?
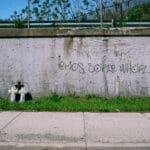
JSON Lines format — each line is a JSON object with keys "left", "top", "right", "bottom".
{"left": 64, "top": 37, "right": 73, "bottom": 56}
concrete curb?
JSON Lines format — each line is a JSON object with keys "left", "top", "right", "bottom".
{"left": 1, "top": 142, "right": 150, "bottom": 150}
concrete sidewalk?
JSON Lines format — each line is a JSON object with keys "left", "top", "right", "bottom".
{"left": 0, "top": 112, "right": 150, "bottom": 150}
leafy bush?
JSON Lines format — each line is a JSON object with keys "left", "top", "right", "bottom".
{"left": 128, "top": 3, "right": 150, "bottom": 21}
{"left": 13, "top": 19, "right": 25, "bottom": 28}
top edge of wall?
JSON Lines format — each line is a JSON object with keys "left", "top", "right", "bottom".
{"left": 0, "top": 27, "right": 150, "bottom": 38}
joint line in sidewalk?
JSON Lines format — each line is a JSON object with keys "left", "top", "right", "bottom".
{"left": 83, "top": 112, "right": 87, "bottom": 150}
{"left": 0, "top": 112, "right": 23, "bottom": 132}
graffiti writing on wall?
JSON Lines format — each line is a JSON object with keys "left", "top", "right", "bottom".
{"left": 58, "top": 61, "right": 150, "bottom": 74}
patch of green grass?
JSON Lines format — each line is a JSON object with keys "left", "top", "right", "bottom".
{"left": 0, "top": 96, "right": 150, "bottom": 112}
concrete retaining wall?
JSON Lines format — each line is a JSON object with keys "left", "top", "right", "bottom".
{"left": 0, "top": 28, "right": 150, "bottom": 97}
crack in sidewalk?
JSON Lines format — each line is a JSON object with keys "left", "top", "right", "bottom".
{"left": 0, "top": 112, "right": 22, "bottom": 132}
{"left": 83, "top": 112, "right": 87, "bottom": 150}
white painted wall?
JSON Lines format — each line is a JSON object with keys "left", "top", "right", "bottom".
{"left": 0, "top": 37, "right": 150, "bottom": 97}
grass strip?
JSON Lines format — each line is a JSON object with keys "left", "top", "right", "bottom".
{"left": 0, "top": 96, "right": 150, "bottom": 112}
